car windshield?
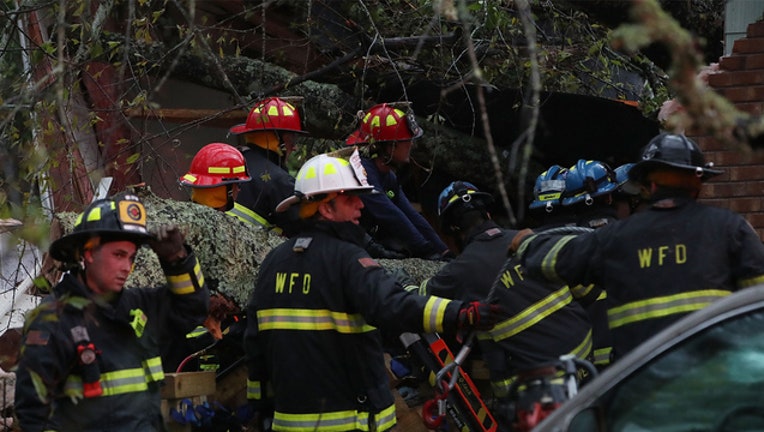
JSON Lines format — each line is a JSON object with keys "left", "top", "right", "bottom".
{"left": 603, "top": 309, "right": 764, "bottom": 432}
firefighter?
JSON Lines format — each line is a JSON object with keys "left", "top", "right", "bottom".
{"left": 180, "top": 142, "right": 262, "bottom": 226}
{"left": 14, "top": 193, "right": 209, "bottom": 431}
{"left": 559, "top": 159, "right": 620, "bottom": 370}
{"left": 512, "top": 133, "right": 764, "bottom": 360}
{"left": 463, "top": 168, "right": 592, "bottom": 430}
{"left": 229, "top": 96, "right": 308, "bottom": 236}
{"left": 415, "top": 180, "right": 505, "bottom": 301}
{"left": 177, "top": 142, "right": 253, "bottom": 375}
{"left": 345, "top": 103, "right": 451, "bottom": 260}
{"left": 612, "top": 162, "right": 646, "bottom": 219}
{"left": 243, "top": 153, "right": 501, "bottom": 432}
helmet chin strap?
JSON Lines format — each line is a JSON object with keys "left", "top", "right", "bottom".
{"left": 225, "top": 185, "right": 235, "bottom": 211}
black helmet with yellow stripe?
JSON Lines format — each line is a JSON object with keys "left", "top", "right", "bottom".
{"left": 49, "top": 193, "right": 154, "bottom": 263}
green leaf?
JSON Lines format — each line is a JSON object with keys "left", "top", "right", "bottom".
{"left": 126, "top": 152, "right": 141, "bottom": 164}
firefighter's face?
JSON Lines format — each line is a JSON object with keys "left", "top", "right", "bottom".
{"left": 320, "top": 193, "right": 364, "bottom": 224}
{"left": 390, "top": 140, "right": 412, "bottom": 164}
{"left": 84, "top": 240, "right": 137, "bottom": 295}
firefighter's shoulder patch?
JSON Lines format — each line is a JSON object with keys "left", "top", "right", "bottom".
{"left": 358, "top": 257, "right": 380, "bottom": 268}
{"left": 25, "top": 330, "right": 50, "bottom": 346}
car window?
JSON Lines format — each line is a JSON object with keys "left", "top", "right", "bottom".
{"left": 601, "top": 310, "right": 764, "bottom": 431}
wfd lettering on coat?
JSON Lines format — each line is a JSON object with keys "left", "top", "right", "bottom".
{"left": 499, "top": 264, "right": 525, "bottom": 288}
{"left": 275, "top": 272, "right": 311, "bottom": 294}
{"left": 637, "top": 244, "right": 687, "bottom": 268}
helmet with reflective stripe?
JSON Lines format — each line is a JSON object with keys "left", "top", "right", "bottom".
{"left": 438, "top": 181, "right": 493, "bottom": 232}
{"left": 179, "top": 143, "right": 251, "bottom": 188}
{"left": 628, "top": 133, "right": 723, "bottom": 183}
{"left": 562, "top": 159, "right": 618, "bottom": 206}
{"left": 229, "top": 97, "right": 308, "bottom": 135}
{"left": 529, "top": 165, "right": 568, "bottom": 211}
{"left": 345, "top": 103, "right": 423, "bottom": 145}
{"left": 275, "top": 153, "right": 376, "bottom": 212}
{"left": 50, "top": 193, "right": 154, "bottom": 263}
{"left": 613, "top": 163, "right": 640, "bottom": 196}
{"left": 438, "top": 181, "right": 493, "bottom": 217}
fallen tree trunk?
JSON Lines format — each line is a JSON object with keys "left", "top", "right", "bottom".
{"left": 51, "top": 187, "right": 444, "bottom": 308}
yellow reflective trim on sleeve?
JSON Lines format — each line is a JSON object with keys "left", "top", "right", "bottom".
{"left": 569, "top": 283, "right": 595, "bottom": 299}
{"left": 186, "top": 326, "right": 208, "bottom": 338}
{"left": 593, "top": 347, "right": 612, "bottom": 367}
{"left": 257, "top": 308, "right": 376, "bottom": 333}
{"left": 143, "top": 356, "right": 165, "bottom": 382}
{"left": 423, "top": 296, "right": 451, "bottom": 333}
{"left": 608, "top": 289, "right": 731, "bottom": 329}
{"left": 570, "top": 329, "right": 593, "bottom": 360}
{"left": 739, "top": 274, "right": 764, "bottom": 288}
{"left": 541, "top": 235, "right": 577, "bottom": 284}
{"left": 247, "top": 379, "right": 262, "bottom": 400}
{"left": 167, "top": 260, "right": 204, "bottom": 295}
{"left": 488, "top": 287, "right": 573, "bottom": 341}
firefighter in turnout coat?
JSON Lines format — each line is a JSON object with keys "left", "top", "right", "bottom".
{"left": 513, "top": 133, "right": 764, "bottom": 359}
{"left": 243, "top": 153, "right": 501, "bottom": 432}
{"left": 14, "top": 193, "right": 209, "bottom": 431}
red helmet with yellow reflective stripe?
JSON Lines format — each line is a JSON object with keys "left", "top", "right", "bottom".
{"left": 179, "top": 143, "right": 251, "bottom": 188}
{"left": 345, "top": 103, "right": 423, "bottom": 145}
{"left": 229, "top": 97, "right": 308, "bottom": 135}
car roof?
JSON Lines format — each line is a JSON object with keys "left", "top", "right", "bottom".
{"left": 534, "top": 283, "right": 764, "bottom": 432}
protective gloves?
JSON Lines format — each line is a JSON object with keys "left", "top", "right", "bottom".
{"left": 149, "top": 224, "right": 188, "bottom": 264}
{"left": 457, "top": 301, "right": 503, "bottom": 331}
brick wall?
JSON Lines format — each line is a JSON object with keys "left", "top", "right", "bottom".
{"left": 696, "top": 20, "right": 764, "bottom": 239}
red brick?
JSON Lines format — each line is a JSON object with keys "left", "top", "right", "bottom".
{"left": 720, "top": 196, "right": 764, "bottom": 212}
{"left": 711, "top": 150, "right": 764, "bottom": 166}
{"left": 748, "top": 21, "right": 764, "bottom": 38}
{"left": 708, "top": 70, "right": 764, "bottom": 87}
{"left": 693, "top": 136, "right": 727, "bottom": 152}
{"left": 718, "top": 86, "right": 764, "bottom": 102}
{"left": 703, "top": 181, "right": 764, "bottom": 198}
{"left": 727, "top": 165, "right": 764, "bottom": 181}
{"left": 732, "top": 38, "right": 764, "bottom": 54}
{"left": 746, "top": 53, "right": 764, "bottom": 70}
{"left": 734, "top": 102, "right": 764, "bottom": 115}
{"left": 720, "top": 55, "right": 746, "bottom": 71}
{"left": 699, "top": 197, "right": 726, "bottom": 207}
{"left": 745, "top": 212, "right": 764, "bottom": 228}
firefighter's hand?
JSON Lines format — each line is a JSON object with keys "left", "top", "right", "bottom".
{"left": 457, "top": 301, "right": 502, "bottom": 331}
{"left": 509, "top": 228, "right": 535, "bottom": 256}
{"left": 149, "top": 224, "right": 187, "bottom": 264}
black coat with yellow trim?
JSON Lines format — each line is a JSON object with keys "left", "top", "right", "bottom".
{"left": 244, "top": 221, "right": 463, "bottom": 431}
{"left": 518, "top": 197, "right": 764, "bottom": 358}
{"left": 14, "top": 251, "right": 208, "bottom": 432}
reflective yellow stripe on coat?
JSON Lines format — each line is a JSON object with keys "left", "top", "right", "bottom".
{"left": 486, "top": 287, "right": 574, "bottom": 342}
{"left": 608, "top": 289, "right": 731, "bottom": 329}
{"left": 257, "top": 309, "right": 376, "bottom": 333}
{"left": 167, "top": 258, "right": 204, "bottom": 295}
{"left": 63, "top": 356, "right": 164, "bottom": 399}
{"left": 273, "top": 404, "right": 396, "bottom": 432}
{"left": 227, "top": 202, "right": 271, "bottom": 228}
